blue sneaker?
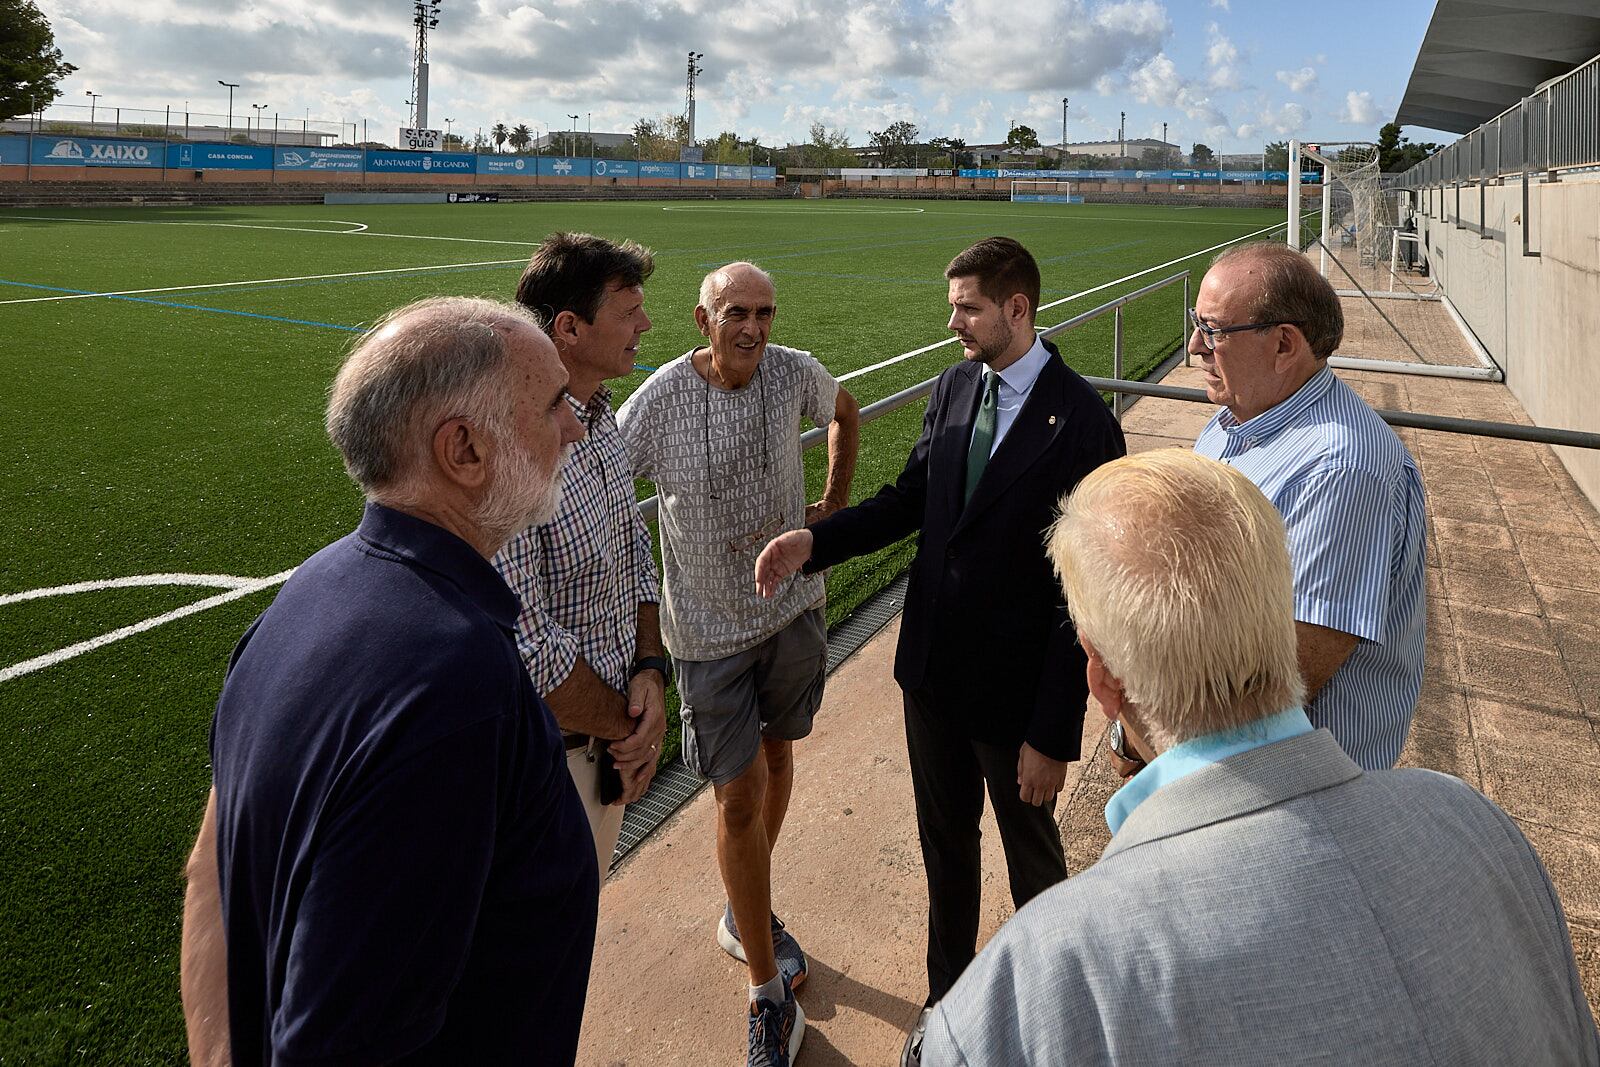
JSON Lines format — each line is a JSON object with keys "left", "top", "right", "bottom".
{"left": 748, "top": 974, "right": 805, "bottom": 1067}
{"left": 719, "top": 903, "right": 809, "bottom": 991}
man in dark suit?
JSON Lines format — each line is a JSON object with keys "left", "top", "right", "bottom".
{"left": 754, "top": 237, "right": 1126, "bottom": 1065}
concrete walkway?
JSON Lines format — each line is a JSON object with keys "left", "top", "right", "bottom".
{"left": 580, "top": 293, "right": 1600, "bottom": 1064}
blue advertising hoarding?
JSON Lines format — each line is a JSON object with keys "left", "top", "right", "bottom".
{"left": 639, "top": 161, "right": 681, "bottom": 179}
{"left": 366, "top": 150, "right": 475, "bottom": 174}
{"left": 31, "top": 135, "right": 163, "bottom": 167}
{"left": 477, "top": 154, "right": 535, "bottom": 176}
{"left": 536, "top": 156, "right": 592, "bottom": 178}
{"left": 717, "top": 165, "right": 752, "bottom": 181}
{"left": 959, "top": 166, "right": 1321, "bottom": 182}
{"left": 682, "top": 163, "right": 714, "bottom": 180}
{"left": 0, "top": 136, "right": 26, "bottom": 165}
{"left": 754, "top": 166, "right": 778, "bottom": 181}
{"left": 275, "top": 146, "right": 362, "bottom": 172}
{"left": 168, "top": 142, "right": 273, "bottom": 170}
{"left": 591, "top": 159, "right": 637, "bottom": 179}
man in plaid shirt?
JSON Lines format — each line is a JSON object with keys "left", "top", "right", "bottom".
{"left": 493, "top": 233, "right": 669, "bottom": 875}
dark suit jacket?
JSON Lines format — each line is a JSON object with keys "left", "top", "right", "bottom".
{"left": 805, "top": 341, "right": 1125, "bottom": 760}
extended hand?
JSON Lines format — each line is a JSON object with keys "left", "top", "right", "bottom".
{"left": 1017, "top": 742, "right": 1069, "bottom": 807}
{"left": 754, "top": 529, "right": 814, "bottom": 599}
{"left": 608, "top": 670, "right": 667, "bottom": 804}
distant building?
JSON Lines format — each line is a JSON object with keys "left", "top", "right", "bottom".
{"left": 1053, "top": 138, "right": 1179, "bottom": 162}
{"left": 532, "top": 131, "right": 635, "bottom": 152}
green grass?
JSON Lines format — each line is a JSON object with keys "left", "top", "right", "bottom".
{"left": 0, "top": 198, "right": 1281, "bottom": 1062}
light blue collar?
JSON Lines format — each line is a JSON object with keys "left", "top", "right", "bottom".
{"left": 1104, "top": 707, "right": 1314, "bottom": 834}
{"left": 993, "top": 335, "right": 1051, "bottom": 397}
{"left": 1216, "top": 365, "right": 1336, "bottom": 441}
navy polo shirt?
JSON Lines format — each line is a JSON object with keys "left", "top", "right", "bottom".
{"left": 212, "top": 503, "right": 598, "bottom": 1066}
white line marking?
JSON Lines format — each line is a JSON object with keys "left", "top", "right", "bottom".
{"left": 0, "top": 572, "right": 262, "bottom": 607}
{"left": 837, "top": 217, "right": 1289, "bottom": 383}
{"left": 0, "top": 570, "right": 294, "bottom": 684}
{"left": 659, "top": 207, "right": 934, "bottom": 217}
{"left": 8, "top": 214, "right": 371, "bottom": 235}
{"left": 0, "top": 257, "right": 528, "bottom": 305}
{"left": 931, "top": 208, "right": 1271, "bottom": 227}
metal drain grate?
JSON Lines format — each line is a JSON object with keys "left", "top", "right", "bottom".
{"left": 609, "top": 570, "right": 909, "bottom": 870}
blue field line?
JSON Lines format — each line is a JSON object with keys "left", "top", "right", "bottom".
{"left": 0, "top": 278, "right": 363, "bottom": 331}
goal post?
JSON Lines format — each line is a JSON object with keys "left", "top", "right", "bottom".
{"left": 1288, "top": 140, "right": 1403, "bottom": 283}
{"left": 1010, "top": 179, "right": 1080, "bottom": 204}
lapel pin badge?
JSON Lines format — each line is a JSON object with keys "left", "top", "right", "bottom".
{"left": 1048, "top": 415, "right": 1057, "bottom": 425}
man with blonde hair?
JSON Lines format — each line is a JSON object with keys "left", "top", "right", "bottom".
{"left": 922, "top": 449, "right": 1599, "bottom": 1066}
{"left": 181, "top": 297, "right": 596, "bottom": 1066}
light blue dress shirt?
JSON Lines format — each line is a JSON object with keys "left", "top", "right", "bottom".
{"left": 976, "top": 335, "right": 1052, "bottom": 457}
{"left": 1105, "top": 707, "right": 1315, "bottom": 833}
{"left": 1195, "top": 367, "right": 1426, "bottom": 770}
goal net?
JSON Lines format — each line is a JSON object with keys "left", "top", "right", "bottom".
{"left": 1010, "top": 179, "right": 1078, "bottom": 203}
{"left": 1294, "top": 141, "right": 1407, "bottom": 289}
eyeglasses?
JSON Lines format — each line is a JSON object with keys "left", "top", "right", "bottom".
{"left": 1187, "top": 308, "right": 1297, "bottom": 351}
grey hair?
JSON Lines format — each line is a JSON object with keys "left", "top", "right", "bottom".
{"left": 1212, "top": 242, "right": 1344, "bottom": 359}
{"left": 698, "top": 261, "right": 775, "bottom": 311}
{"left": 325, "top": 296, "right": 544, "bottom": 496}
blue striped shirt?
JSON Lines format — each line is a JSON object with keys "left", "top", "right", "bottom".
{"left": 1195, "top": 367, "right": 1426, "bottom": 769}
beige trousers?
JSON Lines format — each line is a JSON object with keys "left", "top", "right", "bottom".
{"left": 566, "top": 742, "right": 625, "bottom": 877}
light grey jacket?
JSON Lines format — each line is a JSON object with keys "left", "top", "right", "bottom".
{"left": 923, "top": 729, "right": 1599, "bottom": 1066}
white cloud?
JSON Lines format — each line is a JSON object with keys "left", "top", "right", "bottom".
{"left": 1255, "top": 101, "right": 1309, "bottom": 137}
{"left": 1205, "top": 23, "right": 1240, "bottom": 91}
{"left": 1126, "top": 52, "right": 1229, "bottom": 130}
{"left": 1209, "top": 0, "right": 1229, "bottom": 8}
{"left": 940, "top": 0, "right": 1169, "bottom": 93}
{"left": 1340, "top": 90, "right": 1380, "bottom": 125}
{"left": 1275, "top": 67, "right": 1317, "bottom": 93}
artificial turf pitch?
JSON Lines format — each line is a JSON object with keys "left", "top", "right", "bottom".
{"left": 0, "top": 197, "right": 1282, "bottom": 1062}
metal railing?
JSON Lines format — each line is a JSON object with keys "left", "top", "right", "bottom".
{"left": 1397, "top": 52, "right": 1600, "bottom": 190}
{"left": 638, "top": 279, "right": 1600, "bottom": 523}
{"left": 638, "top": 275, "right": 1191, "bottom": 522}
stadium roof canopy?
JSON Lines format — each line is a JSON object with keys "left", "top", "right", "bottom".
{"left": 1396, "top": 0, "right": 1600, "bottom": 134}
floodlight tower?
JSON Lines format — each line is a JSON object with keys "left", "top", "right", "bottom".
{"left": 1119, "top": 111, "right": 1126, "bottom": 160}
{"left": 685, "top": 51, "right": 705, "bottom": 146}
{"left": 410, "top": 0, "right": 442, "bottom": 130}
{"left": 1061, "top": 97, "right": 1068, "bottom": 158}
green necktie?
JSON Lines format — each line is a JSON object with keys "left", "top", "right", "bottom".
{"left": 964, "top": 367, "right": 1000, "bottom": 507}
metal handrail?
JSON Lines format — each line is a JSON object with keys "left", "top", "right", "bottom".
{"left": 637, "top": 274, "right": 1192, "bottom": 522}
{"left": 1397, "top": 51, "right": 1600, "bottom": 190}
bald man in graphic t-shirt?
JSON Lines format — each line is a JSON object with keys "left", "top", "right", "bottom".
{"left": 618, "top": 263, "right": 858, "bottom": 1067}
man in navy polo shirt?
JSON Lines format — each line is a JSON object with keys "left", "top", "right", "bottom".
{"left": 179, "top": 296, "right": 593, "bottom": 1066}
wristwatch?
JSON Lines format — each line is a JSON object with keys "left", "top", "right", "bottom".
{"left": 630, "top": 655, "right": 672, "bottom": 686}
{"left": 1108, "top": 720, "right": 1143, "bottom": 764}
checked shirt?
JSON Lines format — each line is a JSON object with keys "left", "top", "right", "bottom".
{"left": 493, "top": 386, "right": 661, "bottom": 696}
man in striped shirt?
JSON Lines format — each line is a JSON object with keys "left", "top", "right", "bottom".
{"left": 493, "top": 233, "right": 669, "bottom": 874}
{"left": 1186, "top": 242, "right": 1426, "bottom": 770}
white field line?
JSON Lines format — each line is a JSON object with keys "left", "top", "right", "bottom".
{"left": 0, "top": 572, "right": 260, "bottom": 607}
{"left": 0, "top": 570, "right": 294, "bottom": 684}
{"left": 838, "top": 216, "right": 1292, "bottom": 382}
{"left": 662, "top": 206, "right": 927, "bottom": 215}
{"left": 0, "top": 256, "right": 529, "bottom": 306}
{"left": 8, "top": 215, "right": 370, "bottom": 235}
{"left": 2, "top": 210, "right": 1303, "bottom": 681}
{"left": 7, "top": 213, "right": 541, "bottom": 248}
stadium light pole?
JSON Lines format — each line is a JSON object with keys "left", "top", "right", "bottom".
{"left": 85, "top": 91, "right": 102, "bottom": 127}
{"left": 1061, "top": 97, "right": 1068, "bottom": 162}
{"left": 685, "top": 51, "right": 705, "bottom": 147}
{"left": 1119, "top": 110, "right": 1126, "bottom": 161}
{"left": 568, "top": 114, "right": 577, "bottom": 156}
{"left": 251, "top": 103, "right": 268, "bottom": 142}
{"left": 217, "top": 81, "right": 239, "bottom": 137}
{"left": 444, "top": 117, "right": 454, "bottom": 145}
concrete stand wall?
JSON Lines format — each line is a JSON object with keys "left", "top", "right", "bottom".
{"left": 1416, "top": 173, "right": 1600, "bottom": 508}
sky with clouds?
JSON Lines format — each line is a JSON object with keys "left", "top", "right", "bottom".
{"left": 36, "top": 0, "right": 1456, "bottom": 153}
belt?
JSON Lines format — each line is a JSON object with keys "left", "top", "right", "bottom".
{"left": 563, "top": 732, "right": 592, "bottom": 752}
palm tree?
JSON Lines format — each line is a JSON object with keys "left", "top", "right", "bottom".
{"left": 492, "top": 123, "right": 509, "bottom": 154}
{"left": 508, "top": 124, "right": 532, "bottom": 153}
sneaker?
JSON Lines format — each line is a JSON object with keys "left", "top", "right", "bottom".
{"left": 719, "top": 903, "right": 809, "bottom": 990}
{"left": 748, "top": 975, "right": 805, "bottom": 1067}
